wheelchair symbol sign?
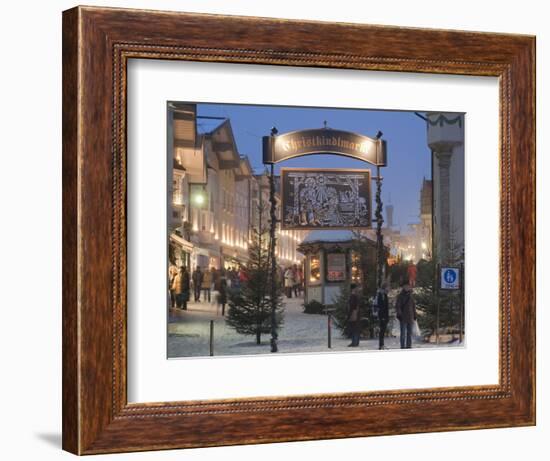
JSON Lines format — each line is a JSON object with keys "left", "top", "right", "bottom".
{"left": 441, "top": 267, "right": 460, "bottom": 290}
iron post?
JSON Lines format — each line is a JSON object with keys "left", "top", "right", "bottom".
{"left": 209, "top": 320, "right": 214, "bottom": 356}
{"left": 375, "top": 165, "right": 384, "bottom": 288}
{"left": 268, "top": 130, "right": 279, "bottom": 353}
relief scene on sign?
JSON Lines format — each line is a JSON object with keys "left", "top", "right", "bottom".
{"left": 282, "top": 170, "right": 371, "bottom": 229}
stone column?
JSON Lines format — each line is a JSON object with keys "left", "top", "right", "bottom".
{"left": 426, "top": 112, "right": 464, "bottom": 266}
{"left": 434, "top": 149, "right": 452, "bottom": 263}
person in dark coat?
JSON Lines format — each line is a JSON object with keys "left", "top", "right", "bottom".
{"left": 201, "top": 267, "right": 213, "bottom": 302}
{"left": 376, "top": 282, "right": 390, "bottom": 350}
{"left": 346, "top": 283, "right": 361, "bottom": 347}
{"left": 192, "top": 266, "right": 203, "bottom": 302}
{"left": 395, "top": 281, "right": 416, "bottom": 349}
{"left": 173, "top": 266, "right": 190, "bottom": 310}
{"left": 216, "top": 269, "right": 228, "bottom": 316}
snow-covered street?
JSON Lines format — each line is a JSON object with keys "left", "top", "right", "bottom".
{"left": 168, "top": 295, "right": 461, "bottom": 358}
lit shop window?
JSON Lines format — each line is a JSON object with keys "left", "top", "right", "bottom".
{"left": 351, "top": 251, "right": 362, "bottom": 283}
{"left": 309, "top": 254, "right": 321, "bottom": 283}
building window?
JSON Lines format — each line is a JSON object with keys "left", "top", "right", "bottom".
{"left": 172, "top": 178, "right": 182, "bottom": 205}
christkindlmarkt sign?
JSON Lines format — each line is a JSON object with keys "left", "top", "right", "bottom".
{"left": 280, "top": 168, "right": 372, "bottom": 230}
{"left": 263, "top": 128, "right": 387, "bottom": 166}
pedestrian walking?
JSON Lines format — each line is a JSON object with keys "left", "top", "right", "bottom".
{"left": 192, "top": 266, "right": 203, "bottom": 302}
{"left": 238, "top": 266, "right": 248, "bottom": 284}
{"left": 201, "top": 267, "right": 212, "bottom": 302}
{"left": 284, "top": 267, "right": 294, "bottom": 298}
{"left": 210, "top": 268, "right": 220, "bottom": 306}
{"left": 215, "top": 269, "right": 228, "bottom": 316}
{"left": 168, "top": 263, "right": 178, "bottom": 308}
{"left": 277, "top": 266, "right": 284, "bottom": 290}
{"left": 173, "top": 266, "right": 190, "bottom": 310}
{"left": 346, "top": 283, "right": 361, "bottom": 347}
{"left": 292, "top": 264, "right": 301, "bottom": 297}
{"left": 376, "top": 282, "right": 390, "bottom": 350}
{"left": 297, "top": 266, "right": 304, "bottom": 296}
{"left": 407, "top": 261, "right": 417, "bottom": 288}
{"left": 395, "top": 281, "right": 416, "bottom": 349}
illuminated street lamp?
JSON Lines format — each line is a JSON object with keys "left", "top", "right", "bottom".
{"left": 192, "top": 190, "right": 206, "bottom": 207}
{"left": 189, "top": 186, "right": 207, "bottom": 234}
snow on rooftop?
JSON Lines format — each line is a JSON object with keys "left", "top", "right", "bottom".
{"left": 301, "top": 229, "right": 377, "bottom": 244}
{"left": 302, "top": 230, "right": 355, "bottom": 243}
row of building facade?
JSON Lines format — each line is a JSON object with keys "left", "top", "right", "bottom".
{"left": 168, "top": 103, "right": 304, "bottom": 272}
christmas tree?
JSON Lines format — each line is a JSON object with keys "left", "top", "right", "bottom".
{"left": 332, "top": 283, "right": 374, "bottom": 339}
{"left": 414, "top": 228, "right": 463, "bottom": 340}
{"left": 226, "top": 218, "right": 283, "bottom": 345}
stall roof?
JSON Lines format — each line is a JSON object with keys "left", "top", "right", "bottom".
{"left": 302, "top": 229, "right": 377, "bottom": 244}
{"left": 302, "top": 230, "right": 355, "bottom": 243}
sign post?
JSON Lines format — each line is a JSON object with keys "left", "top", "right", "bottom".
{"left": 440, "top": 266, "right": 461, "bottom": 344}
{"left": 440, "top": 267, "right": 460, "bottom": 290}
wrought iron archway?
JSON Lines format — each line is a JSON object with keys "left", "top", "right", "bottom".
{"left": 262, "top": 125, "right": 388, "bottom": 352}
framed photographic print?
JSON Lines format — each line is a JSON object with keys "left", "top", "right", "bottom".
{"left": 62, "top": 5, "right": 535, "bottom": 455}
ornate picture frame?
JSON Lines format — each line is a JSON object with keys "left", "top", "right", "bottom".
{"left": 62, "top": 6, "right": 535, "bottom": 454}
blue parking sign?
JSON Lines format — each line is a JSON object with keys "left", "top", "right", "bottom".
{"left": 441, "top": 267, "right": 460, "bottom": 290}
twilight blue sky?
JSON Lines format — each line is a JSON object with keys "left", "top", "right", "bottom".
{"left": 196, "top": 103, "right": 432, "bottom": 233}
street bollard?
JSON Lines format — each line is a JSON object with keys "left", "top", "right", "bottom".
{"left": 327, "top": 313, "right": 332, "bottom": 349}
{"left": 209, "top": 320, "right": 214, "bottom": 356}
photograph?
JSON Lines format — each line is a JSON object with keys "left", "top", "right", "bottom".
{"left": 167, "top": 102, "right": 465, "bottom": 358}
{"left": 44, "top": 2, "right": 536, "bottom": 456}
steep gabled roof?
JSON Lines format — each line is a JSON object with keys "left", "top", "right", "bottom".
{"left": 207, "top": 119, "right": 240, "bottom": 169}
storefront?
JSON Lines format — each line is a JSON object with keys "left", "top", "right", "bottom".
{"left": 220, "top": 247, "right": 249, "bottom": 270}
{"left": 298, "top": 230, "right": 379, "bottom": 305}
{"left": 169, "top": 233, "right": 194, "bottom": 268}
{"left": 191, "top": 244, "right": 221, "bottom": 271}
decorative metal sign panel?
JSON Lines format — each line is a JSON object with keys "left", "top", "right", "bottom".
{"left": 281, "top": 168, "right": 372, "bottom": 230}
{"left": 263, "top": 128, "right": 387, "bottom": 166}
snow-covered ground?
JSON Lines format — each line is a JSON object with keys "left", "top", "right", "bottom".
{"left": 167, "top": 295, "right": 462, "bottom": 358}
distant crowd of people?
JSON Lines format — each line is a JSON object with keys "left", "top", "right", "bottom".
{"left": 169, "top": 262, "right": 306, "bottom": 314}
{"left": 169, "top": 265, "right": 238, "bottom": 315}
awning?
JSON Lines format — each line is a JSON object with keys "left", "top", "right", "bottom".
{"left": 170, "top": 233, "right": 194, "bottom": 252}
